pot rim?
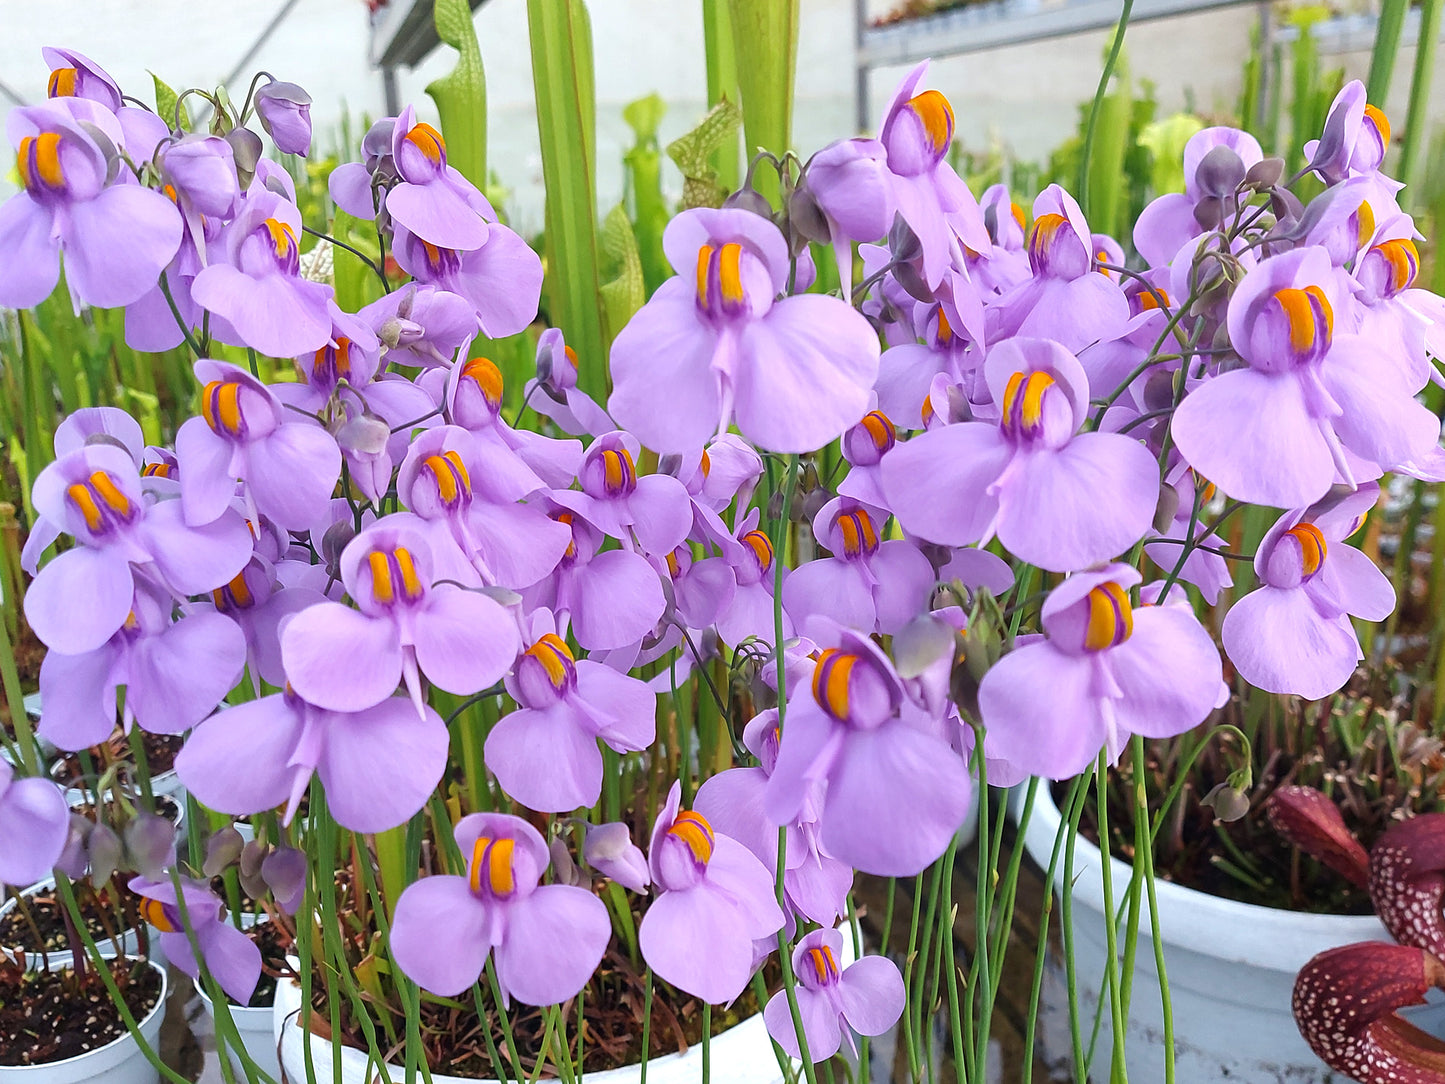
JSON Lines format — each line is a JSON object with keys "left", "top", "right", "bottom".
{"left": 1018, "top": 779, "right": 1389, "bottom": 974}
{"left": 0, "top": 954, "right": 168, "bottom": 1076}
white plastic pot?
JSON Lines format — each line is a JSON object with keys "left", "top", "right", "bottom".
{"left": 196, "top": 914, "right": 282, "bottom": 1082}
{"left": 0, "top": 879, "right": 167, "bottom": 968}
{"left": 0, "top": 955, "right": 167, "bottom": 1084}
{"left": 271, "top": 931, "right": 860, "bottom": 1084}
{"left": 1020, "top": 784, "right": 1401, "bottom": 1083}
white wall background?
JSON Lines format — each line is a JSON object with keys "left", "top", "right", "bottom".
{"left": 2, "top": 0, "right": 1440, "bottom": 233}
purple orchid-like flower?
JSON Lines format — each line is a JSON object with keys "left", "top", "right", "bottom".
{"left": 442, "top": 355, "right": 584, "bottom": 490}
{"left": 485, "top": 611, "right": 656, "bottom": 812}
{"left": 384, "top": 107, "right": 495, "bottom": 251}
{"left": 1223, "top": 485, "right": 1394, "bottom": 699}
{"left": 38, "top": 577, "right": 246, "bottom": 750}
{"left": 782, "top": 497, "right": 935, "bottom": 635}
{"left": 1305, "top": 81, "right": 1396, "bottom": 186}
{"left": 390, "top": 813, "right": 611, "bottom": 1005}
{"left": 523, "top": 504, "right": 667, "bottom": 652}
{"left": 803, "top": 137, "right": 896, "bottom": 293}
{"left": 255, "top": 80, "right": 312, "bottom": 156}
{"left": 522, "top": 328, "right": 614, "bottom": 437}
{"left": 550, "top": 431, "right": 693, "bottom": 557}
{"left": 23, "top": 442, "right": 252, "bottom": 655}
{"left": 882, "top": 337, "right": 1160, "bottom": 573}
{"left": 696, "top": 710, "right": 854, "bottom": 928}
{"left": 1133, "top": 127, "right": 1263, "bottom": 268}
{"left": 329, "top": 118, "right": 397, "bottom": 224}
{"left": 987, "top": 185, "right": 1130, "bottom": 352}
{"left": 0, "top": 101, "right": 182, "bottom": 311}
{"left": 363, "top": 282, "right": 480, "bottom": 369}
{"left": 281, "top": 517, "right": 520, "bottom": 715}
{"left": 764, "top": 626, "right": 971, "bottom": 877}
{"left": 608, "top": 206, "right": 880, "bottom": 454}
{"left": 699, "top": 506, "right": 794, "bottom": 648}
{"left": 391, "top": 220, "right": 543, "bottom": 339}
{"left": 177, "top": 689, "right": 449, "bottom": 833}
{"left": 763, "top": 928, "right": 905, "bottom": 1062}
{"left": 0, "top": 763, "right": 70, "bottom": 888}
{"left": 205, "top": 556, "right": 326, "bottom": 690}
{"left": 639, "top": 781, "right": 784, "bottom": 1004}
{"left": 1170, "top": 246, "right": 1440, "bottom": 508}
{"left": 190, "top": 182, "right": 333, "bottom": 358}
{"left": 979, "top": 564, "right": 1223, "bottom": 779}
{"left": 396, "top": 425, "right": 572, "bottom": 589}
{"left": 41, "top": 46, "right": 122, "bottom": 110}
{"left": 176, "top": 359, "right": 342, "bottom": 530}
{"left": 130, "top": 875, "right": 261, "bottom": 1006}
{"left": 876, "top": 61, "right": 990, "bottom": 289}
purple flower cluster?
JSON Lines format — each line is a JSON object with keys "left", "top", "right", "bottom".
{"left": 7, "top": 46, "right": 1440, "bottom": 1071}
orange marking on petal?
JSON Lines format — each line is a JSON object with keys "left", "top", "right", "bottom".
{"left": 907, "top": 89, "right": 955, "bottom": 154}
{"left": 1354, "top": 200, "right": 1376, "bottom": 250}
{"left": 1286, "top": 522, "right": 1327, "bottom": 576}
{"left": 527, "top": 633, "right": 574, "bottom": 690}
{"left": 1138, "top": 287, "right": 1170, "bottom": 311}
{"left": 201, "top": 380, "right": 243, "bottom": 437}
{"left": 718, "top": 243, "right": 745, "bottom": 304}
{"left": 668, "top": 810, "right": 715, "bottom": 864}
{"left": 142, "top": 462, "right": 172, "bottom": 478}
{"left": 741, "top": 529, "right": 773, "bottom": 574}
{"left": 1273, "top": 288, "right": 1322, "bottom": 354}
{"left": 1030, "top": 213, "right": 1066, "bottom": 251}
{"left": 1375, "top": 238, "right": 1419, "bottom": 292}
{"left": 1083, "top": 582, "right": 1133, "bottom": 652}
{"left": 404, "top": 122, "right": 446, "bottom": 166}
{"left": 394, "top": 547, "right": 423, "bottom": 601}
{"left": 67, "top": 482, "right": 103, "bottom": 531}
{"left": 1364, "top": 103, "right": 1391, "bottom": 147}
{"left": 1010, "top": 202, "right": 1026, "bottom": 230}
{"left": 462, "top": 357, "right": 503, "bottom": 409}
{"left": 808, "top": 944, "right": 838, "bottom": 984}
{"left": 48, "top": 68, "right": 78, "bottom": 98}
{"left": 936, "top": 307, "right": 953, "bottom": 344}
{"left": 699, "top": 448, "right": 712, "bottom": 477}
{"left": 601, "top": 447, "right": 637, "bottom": 493}
{"left": 264, "top": 218, "right": 296, "bottom": 259}
{"left": 837, "top": 508, "right": 879, "bottom": 558}
{"left": 812, "top": 648, "right": 856, "bottom": 719}
{"left": 139, "top": 896, "right": 179, "bottom": 934}
{"left": 368, "top": 550, "right": 394, "bottom": 604}
{"left": 696, "top": 244, "right": 714, "bottom": 306}
{"left": 89, "top": 471, "right": 131, "bottom": 517}
{"left": 861, "top": 410, "right": 896, "bottom": 454}
{"left": 563, "top": 345, "right": 580, "bottom": 371}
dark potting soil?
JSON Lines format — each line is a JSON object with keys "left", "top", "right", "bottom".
{"left": 304, "top": 949, "right": 781, "bottom": 1078}
{"left": 236, "top": 919, "right": 294, "bottom": 1009}
{"left": 52, "top": 730, "right": 184, "bottom": 786}
{"left": 0, "top": 883, "right": 147, "bottom": 955}
{"left": 0, "top": 955, "right": 162, "bottom": 1066}
{"left": 1057, "top": 758, "right": 1374, "bottom": 916}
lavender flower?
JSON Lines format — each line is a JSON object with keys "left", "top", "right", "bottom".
{"left": 763, "top": 928, "right": 904, "bottom": 1061}
{"left": 390, "top": 813, "right": 611, "bottom": 1005}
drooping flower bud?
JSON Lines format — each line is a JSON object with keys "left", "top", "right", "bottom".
{"left": 255, "top": 80, "right": 313, "bottom": 156}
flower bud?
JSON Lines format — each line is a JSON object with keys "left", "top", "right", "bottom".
{"left": 548, "top": 837, "right": 583, "bottom": 887}
{"left": 203, "top": 825, "right": 246, "bottom": 877}
{"left": 256, "top": 80, "right": 313, "bottom": 157}
{"left": 124, "top": 812, "right": 177, "bottom": 879}
{"left": 262, "top": 846, "right": 307, "bottom": 914}
{"left": 336, "top": 413, "right": 392, "bottom": 457}
{"left": 87, "top": 822, "right": 122, "bottom": 886}
{"left": 224, "top": 126, "right": 264, "bottom": 177}
{"left": 583, "top": 822, "right": 650, "bottom": 893}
